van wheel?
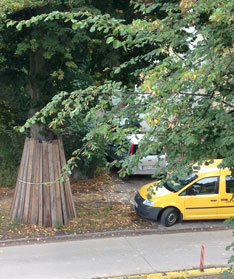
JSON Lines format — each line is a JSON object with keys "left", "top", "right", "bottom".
{"left": 161, "top": 207, "right": 179, "bottom": 227}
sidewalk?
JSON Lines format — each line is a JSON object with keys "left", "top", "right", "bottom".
{"left": 0, "top": 218, "right": 231, "bottom": 247}
{"left": 0, "top": 229, "right": 233, "bottom": 279}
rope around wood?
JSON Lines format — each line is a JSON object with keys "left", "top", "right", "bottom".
{"left": 17, "top": 178, "right": 67, "bottom": 185}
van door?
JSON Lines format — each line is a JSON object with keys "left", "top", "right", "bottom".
{"left": 217, "top": 175, "right": 234, "bottom": 218}
{"left": 180, "top": 177, "right": 219, "bottom": 219}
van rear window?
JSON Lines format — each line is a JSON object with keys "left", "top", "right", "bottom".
{"left": 226, "top": 176, "right": 234, "bottom": 193}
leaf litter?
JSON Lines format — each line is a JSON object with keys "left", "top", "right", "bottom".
{"left": 0, "top": 172, "right": 155, "bottom": 241}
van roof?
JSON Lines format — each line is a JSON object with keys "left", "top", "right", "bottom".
{"left": 126, "top": 134, "right": 145, "bottom": 144}
{"left": 196, "top": 159, "right": 230, "bottom": 174}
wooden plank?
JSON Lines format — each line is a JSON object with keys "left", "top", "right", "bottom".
{"left": 29, "top": 140, "right": 40, "bottom": 224}
{"left": 10, "top": 138, "right": 28, "bottom": 220}
{"left": 52, "top": 140, "right": 64, "bottom": 225}
{"left": 57, "top": 137, "right": 71, "bottom": 218}
{"left": 48, "top": 141, "right": 56, "bottom": 226}
{"left": 58, "top": 137, "right": 76, "bottom": 219}
{"left": 23, "top": 138, "right": 35, "bottom": 223}
{"left": 38, "top": 141, "right": 43, "bottom": 226}
{"left": 17, "top": 137, "right": 30, "bottom": 223}
{"left": 56, "top": 140, "right": 69, "bottom": 224}
{"left": 16, "top": 137, "right": 30, "bottom": 223}
{"left": 43, "top": 141, "right": 52, "bottom": 227}
{"left": 27, "top": 138, "right": 37, "bottom": 224}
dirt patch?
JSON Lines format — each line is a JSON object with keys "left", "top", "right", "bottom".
{"left": 0, "top": 172, "right": 155, "bottom": 241}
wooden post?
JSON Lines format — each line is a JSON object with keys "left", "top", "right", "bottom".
{"left": 10, "top": 137, "right": 76, "bottom": 227}
{"left": 200, "top": 245, "right": 205, "bottom": 271}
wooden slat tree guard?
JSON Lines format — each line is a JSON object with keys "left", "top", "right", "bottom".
{"left": 10, "top": 137, "right": 76, "bottom": 227}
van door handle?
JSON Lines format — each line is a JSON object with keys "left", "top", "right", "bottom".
{"left": 221, "top": 199, "right": 228, "bottom": 201}
{"left": 210, "top": 200, "right": 217, "bottom": 202}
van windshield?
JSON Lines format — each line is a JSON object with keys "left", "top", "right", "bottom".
{"left": 164, "top": 173, "right": 198, "bottom": 192}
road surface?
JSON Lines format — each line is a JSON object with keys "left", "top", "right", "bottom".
{"left": 0, "top": 230, "right": 233, "bottom": 279}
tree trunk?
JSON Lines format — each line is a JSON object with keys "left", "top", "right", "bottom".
{"left": 10, "top": 44, "right": 76, "bottom": 226}
{"left": 26, "top": 47, "right": 56, "bottom": 141}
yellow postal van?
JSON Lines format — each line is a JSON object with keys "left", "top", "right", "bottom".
{"left": 134, "top": 160, "right": 234, "bottom": 226}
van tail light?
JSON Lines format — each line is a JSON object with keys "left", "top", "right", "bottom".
{"left": 129, "top": 144, "right": 134, "bottom": 155}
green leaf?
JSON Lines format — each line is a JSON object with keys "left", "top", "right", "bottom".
{"left": 90, "top": 25, "right": 96, "bottom": 32}
{"left": 106, "top": 37, "right": 114, "bottom": 44}
{"left": 113, "top": 40, "right": 121, "bottom": 49}
{"left": 16, "top": 22, "right": 23, "bottom": 31}
{"left": 19, "top": 127, "right": 25, "bottom": 133}
{"left": 114, "top": 67, "right": 121, "bottom": 74}
{"left": 146, "top": 3, "right": 160, "bottom": 13}
{"left": 6, "top": 21, "right": 14, "bottom": 28}
{"left": 72, "top": 23, "right": 78, "bottom": 30}
{"left": 25, "top": 21, "right": 31, "bottom": 27}
{"left": 25, "top": 122, "right": 30, "bottom": 128}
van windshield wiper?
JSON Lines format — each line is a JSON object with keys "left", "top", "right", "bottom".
{"left": 164, "top": 183, "right": 176, "bottom": 192}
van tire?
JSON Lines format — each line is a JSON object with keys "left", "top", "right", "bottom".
{"left": 161, "top": 207, "right": 179, "bottom": 227}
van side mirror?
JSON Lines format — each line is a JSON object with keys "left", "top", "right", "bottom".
{"left": 187, "top": 186, "right": 196, "bottom": 196}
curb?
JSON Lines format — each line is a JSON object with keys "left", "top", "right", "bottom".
{"left": 103, "top": 267, "right": 229, "bottom": 279}
{"left": 0, "top": 226, "right": 232, "bottom": 247}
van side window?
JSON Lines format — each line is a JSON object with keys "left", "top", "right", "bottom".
{"left": 180, "top": 177, "right": 219, "bottom": 196}
{"left": 226, "top": 176, "right": 234, "bottom": 194}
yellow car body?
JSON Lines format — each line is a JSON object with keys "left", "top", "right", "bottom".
{"left": 134, "top": 160, "right": 234, "bottom": 226}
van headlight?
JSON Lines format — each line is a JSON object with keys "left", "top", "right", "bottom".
{"left": 143, "top": 200, "right": 154, "bottom": 207}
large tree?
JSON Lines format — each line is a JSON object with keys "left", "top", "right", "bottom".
{"left": 0, "top": 0, "right": 138, "bottom": 225}
{"left": 0, "top": 0, "right": 138, "bottom": 182}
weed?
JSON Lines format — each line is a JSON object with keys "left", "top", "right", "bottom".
{"left": 7, "top": 221, "right": 22, "bottom": 231}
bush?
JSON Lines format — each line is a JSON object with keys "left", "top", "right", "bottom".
{"left": 0, "top": 130, "right": 25, "bottom": 187}
{"left": 60, "top": 119, "right": 107, "bottom": 179}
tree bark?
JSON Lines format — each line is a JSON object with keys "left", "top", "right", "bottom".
{"left": 26, "top": 47, "right": 55, "bottom": 141}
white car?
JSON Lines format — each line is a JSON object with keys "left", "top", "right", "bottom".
{"left": 108, "top": 134, "right": 167, "bottom": 176}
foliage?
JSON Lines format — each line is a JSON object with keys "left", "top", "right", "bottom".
{"left": 0, "top": 129, "right": 25, "bottom": 186}
{"left": 0, "top": 0, "right": 233, "bottom": 176}
{"left": 12, "top": 0, "right": 233, "bottom": 179}
{"left": 0, "top": 0, "right": 137, "bottom": 178}
{"left": 224, "top": 218, "right": 234, "bottom": 277}
{"left": 60, "top": 118, "right": 107, "bottom": 178}
{"left": 0, "top": 102, "right": 26, "bottom": 186}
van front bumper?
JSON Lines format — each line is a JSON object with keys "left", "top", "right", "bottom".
{"left": 134, "top": 193, "right": 162, "bottom": 221}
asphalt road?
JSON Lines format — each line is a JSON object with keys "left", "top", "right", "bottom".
{"left": 0, "top": 230, "right": 233, "bottom": 279}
